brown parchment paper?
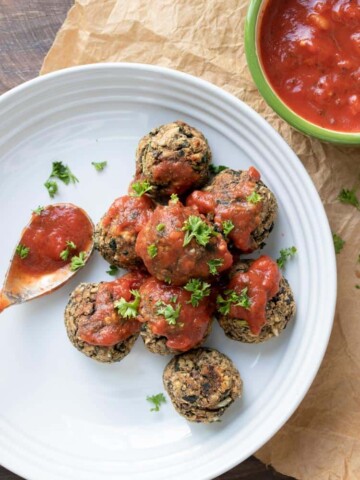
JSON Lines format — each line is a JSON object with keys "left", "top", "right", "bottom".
{"left": 40, "top": 1, "right": 360, "bottom": 478}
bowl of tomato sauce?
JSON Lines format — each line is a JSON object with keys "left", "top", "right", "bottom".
{"left": 245, "top": 0, "right": 360, "bottom": 144}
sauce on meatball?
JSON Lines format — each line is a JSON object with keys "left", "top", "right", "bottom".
{"left": 102, "top": 195, "right": 154, "bottom": 235}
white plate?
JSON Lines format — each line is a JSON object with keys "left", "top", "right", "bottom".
{"left": 0, "top": 64, "right": 336, "bottom": 480}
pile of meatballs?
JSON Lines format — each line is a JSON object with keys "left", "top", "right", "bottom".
{"left": 64, "top": 121, "right": 296, "bottom": 423}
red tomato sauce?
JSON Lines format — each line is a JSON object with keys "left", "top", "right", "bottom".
{"left": 78, "top": 271, "right": 148, "bottom": 346}
{"left": 139, "top": 277, "right": 214, "bottom": 351}
{"left": 102, "top": 195, "right": 155, "bottom": 235}
{"left": 227, "top": 255, "right": 281, "bottom": 335}
{"left": 260, "top": 0, "right": 360, "bottom": 132}
{"left": 12, "top": 204, "right": 93, "bottom": 276}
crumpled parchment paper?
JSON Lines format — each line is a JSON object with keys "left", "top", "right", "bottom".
{"left": 40, "top": 1, "right": 360, "bottom": 478}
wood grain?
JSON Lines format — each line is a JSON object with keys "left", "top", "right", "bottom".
{"left": 0, "top": 1, "right": 294, "bottom": 479}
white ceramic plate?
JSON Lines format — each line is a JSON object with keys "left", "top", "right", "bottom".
{"left": 0, "top": 64, "right": 336, "bottom": 480}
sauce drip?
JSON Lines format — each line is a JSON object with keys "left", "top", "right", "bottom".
{"left": 227, "top": 255, "right": 281, "bottom": 335}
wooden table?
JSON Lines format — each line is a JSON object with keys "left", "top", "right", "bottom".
{"left": 0, "top": 2, "right": 294, "bottom": 479}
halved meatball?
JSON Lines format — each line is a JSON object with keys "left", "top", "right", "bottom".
{"left": 135, "top": 121, "right": 211, "bottom": 197}
{"left": 216, "top": 256, "right": 296, "bottom": 343}
{"left": 187, "top": 167, "right": 277, "bottom": 253}
{"left": 135, "top": 200, "right": 233, "bottom": 285}
{"left": 163, "top": 348, "right": 242, "bottom": 423}
{"left": 138, "top": 277, "right": 214, "bottom": 355}
{"left": 64, "top": 271, "right": 148, "bottom": 363}
{"left": 94, "top": 194, "right": 155, "bottom": 270}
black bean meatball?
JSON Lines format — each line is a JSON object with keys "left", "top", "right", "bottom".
{"left": 94, "top": 195, "right": 155, "bottom": 270}
{"left": 187, "top": 167, "right": 277, "bottom": 253}
{"left": 136, "top": 121, "right": 211, "bottom": 197}
{"left": 163, "top": 348, "right": 242, "bottom": 423}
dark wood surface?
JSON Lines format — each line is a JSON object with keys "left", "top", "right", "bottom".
{"left": 0, "top": 1, "right": 294, "bottom": 479}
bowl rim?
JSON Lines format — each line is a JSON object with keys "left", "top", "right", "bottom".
{"left": 245, "top": 0, "right": 360, "bottom": 144}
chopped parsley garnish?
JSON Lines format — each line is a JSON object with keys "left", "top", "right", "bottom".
{"left": 114, "top": 290, "right": 141, "bottom": 318}
{"left": 131, "top": 180, "right": 153, "bottom": 197}
{"left": 358, "top": 254, "right": 360, "bottom": 264}
{"left": 222, "top": 220, "right": 234, "bottom": 237}
{"left": 184, "top": 279, "right": 211, "bottom": 307}
{"left": 164, "top": 277, "right": 172, "bottom": 284}
{"left": 182, "top": 215, "right": 216, "bottom": 247}
{"left": 337, "top": 187, "right": 360, "bottom": 210}
{"left": 170, "top": 295, "right": 178, "bottom": 303}
{"left": 16, "top": 244, "right": 30, "bottom": 259}
{"left": 246, "top": 191, "right": 263, "bottom": 204}
{"left": 147, "top": 244, "right": 158, "bottom": 258}
{"left": 276, "top": 246, "right": 297, "bottom": 269}
{"left": 356, "top": 285, "right": 360, "bottom": 290}
{"left": 44, "top": 180, "right": 58, "bottom": 198}
{"left": 50, "top": 161, "right": 79, "bottom": 185}
{"left": 156, "top": 223, "right": 166, "bottom": 232}
{"left": 209, "top": 164, "right": 228, "bottom": 175}
{"left": 170, "top": 193, "right": 179, "bottom": 203}
{"left": 106, "top": 265, "right": 119, "bottom": 276}
{"left": 333, "top": 233, "right": 345, "bottom": 254}
{"left": 217, "top": 288, "right": 252, "bottom": 315}
{"left": 33, "top": 206, "right": 44, "bottom": 215}
{"left": 208, "top": 258, "right": 224, "bottom": 275}
{"left": 60, "top": 240, "right": 77, "bottom": 261}
{"left": 70, "top": 252, "right": 86, "bottom": 271}
{"left": 156, "top": 301, "right": 181, "bottom": 325}
{"left": 91, "top": 161, "right": 107, "bottom": 172}
{"left": 147, "top": 393, "right": 166, "bottom": 412}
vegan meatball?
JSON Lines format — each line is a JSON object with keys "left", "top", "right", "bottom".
{"left": 163, "top": 348, "right": 242, "bottom": 423}
{"left": 94, "top": 193, "right": 155, "bottom": 270}
{"left": 135, "top": 199, "right": 233, "bottom": 285}
{"left": 187, "top": 167, "right": 277, "bottom": 253}
{"left": 216, "top": 255, "right": 295, "bottom": 343}
{"left": 64, "top": 271, "right": 148, "bottom": 363}
{"left": 138, "top": 277, "right": 215, "bottom": 355}
{"left": 135, "top": 121, "right": 211, "bottom": 197}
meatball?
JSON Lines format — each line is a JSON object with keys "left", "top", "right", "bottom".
{"left": 216, "top": 256, "right": 296, "bottom": 343}
{"left": 135, "top": 121, "right": 211, "bottom": 197}
{"left": 138, "top": 277, "right": 214, "bottom": 355}
{"left": 64, "top": 271, "right": 148, "bottom": 363}
{"left": 163, "top": 348, "right": 242, "bottom": 423}
{"left": 187, "top": 167, "right": 277, "bottom": 253}
{"left": 94, "top": 194, "right": 155, "bottom": 270}
{"left": 135, "top": 200, "right": 233, "bottom": 285}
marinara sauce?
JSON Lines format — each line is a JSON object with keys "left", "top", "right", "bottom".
{"left": 260, "top": 0, "right": 360, "bottom": 132}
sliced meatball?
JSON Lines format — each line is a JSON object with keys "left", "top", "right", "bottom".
{"left": 135, "top": 200, "right": 233, "bottom": 285}
{"left": 138, "top": 277, "right": 214, "bottom": 355}
{"left": 136, "top": 121, "right": 211, "bottom": 197}
{"left": 187, "top": 167, "right": 277, "bottom": 253}
{"left": 94, "top": 194, "right": 155, "bottom": 270}
{"left": 64, "top": 271, "right": 148, "bottom": 363}
{"left": 163, "top": 348, "right": 242, "bottom": 423}
{"left": 216, "top": 256, "right": 296, "bottom": 343}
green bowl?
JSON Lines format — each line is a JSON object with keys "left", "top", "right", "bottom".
{"left": 245, "top": 0, "right": 360, "bottom": 145}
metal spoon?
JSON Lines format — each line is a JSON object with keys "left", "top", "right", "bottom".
{"left": 0, "top": 203, "right": 94, "bottom": 313}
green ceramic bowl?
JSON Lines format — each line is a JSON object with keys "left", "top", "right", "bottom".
{"left": 245, "top": 0, "right": 360, "bottom": 145}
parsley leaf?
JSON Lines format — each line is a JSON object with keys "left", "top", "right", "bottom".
{"left": 16, "top": 244, "right": 30, "bottom": 259}
{"left": 208, "top": 258, "right": 224, "bottom": 275}
{"left": 217, "top": 288, "right": 252, "bottom": 315}
{"left": 356, "top": 285, "right": 360, "bottom": 290}
{"left": 333, "top": 233, "right": 345, "bottom": 254}
{"left": 170, "top": 193, "right": 179, "bottom": 203}
{"left": 106, "top": 265, "right": 119, "bottom": 276}
{"left": 50, "top": 161, "right": 79, "bottom": 185}
{"left": 44, "top": 180, "right": 58, "bottom": 198}
{"left": 92, "top": 161, "right": 107, "bottom": 172}
{"left": 156, "top": 301, "right": 181, "bottom": 325}
{"left": 184, "top": 279, "right": 211, "bottom": 307}
{"left": 222, "top": 220, "right": 234, "bottom": 237}
{"left": 147, "top": 244, "right": 158, "bottom": 258}
{"left": 114, "top": 290, "right": 141, "bottom": 318}
{"left": 32, "top": 206, "right": 44, "bottom": 215}
{"left": 337, "top": 187, "right": 360, "bottom": 210}
{"left": 70, "top": 252, "right": 86, "bottom": 271}
{"left": 131, "top": 180, "right": 153, "bottom": 197}
{"left": 182, "top": 215, "right": 216, "bottom": 247}
{"left": 209, "top": 164, "right": 228, "bottom": 175}
{"left": 60, "top": 241, "right": 77, "bottom": 261}
{"left": 246, "top": 191, "right": 263, "bottom": 204}
{"left": 276, "top": 246, "right": 297, "bottom": 269}
{"left": 147, "top": 393, "right": 166, "bottom": 412}
{"left": 156, "top": 223, "right": 166, "bottom": 232}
